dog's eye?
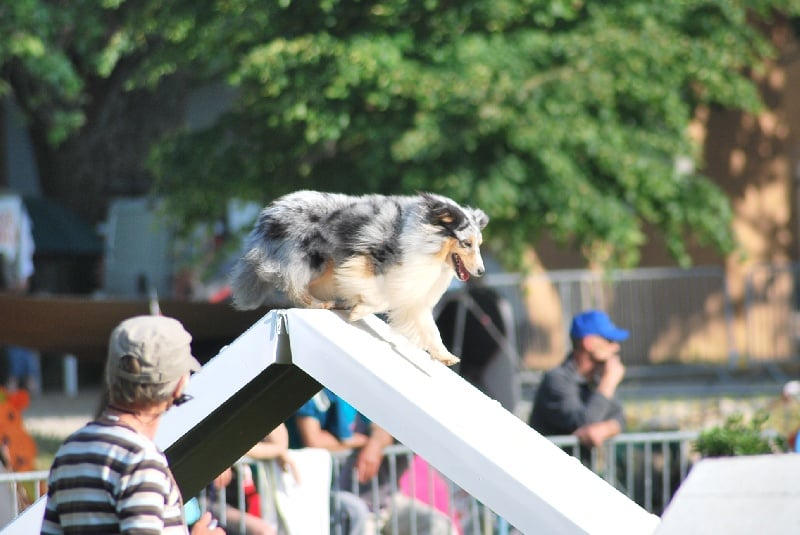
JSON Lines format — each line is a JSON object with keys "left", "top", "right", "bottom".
{"left": 461, "top": 240, "right": 473, "bottom": 248}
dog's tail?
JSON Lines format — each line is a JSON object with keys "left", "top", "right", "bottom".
{"left": 229, "top": 247, "right": 279, "bottom": 310}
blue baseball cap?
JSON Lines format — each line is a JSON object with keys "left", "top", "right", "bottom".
{"left": 569, "top": 310, "right": 629, "bottom": 342}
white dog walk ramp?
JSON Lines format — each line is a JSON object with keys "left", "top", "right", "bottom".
{"left": 6, "top": 309, "right": 659, "bottom": 534}
{"left": 284, "top": 309, "right": 659, "bottom": 535}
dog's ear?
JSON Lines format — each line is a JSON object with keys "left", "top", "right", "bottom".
{"left": 471, "top": 208, "right": 489, "bottom": 230}
{"left": 420, "top": 193, "right": 458, "bottom": 227}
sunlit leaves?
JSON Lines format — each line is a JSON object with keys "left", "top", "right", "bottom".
{"left": 154, "top": 0, "right": 797, "bottom": 268}
{"left": 3, "top": 0, "right": 798, "bottom": 268}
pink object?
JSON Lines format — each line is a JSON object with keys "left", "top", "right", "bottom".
{"left": 399, "top": 455, "right": 462, "bottom": 534}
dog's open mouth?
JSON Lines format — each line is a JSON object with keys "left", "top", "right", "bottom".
{"left": 452, "top": 254, "right": 470, "bottom": 281}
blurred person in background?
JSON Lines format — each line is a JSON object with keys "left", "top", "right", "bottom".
{"left": 528, "top": 310, "right": 628, "bottom": 452}
{"left": 0, "top": 194, "right": 40, "bottom": 394}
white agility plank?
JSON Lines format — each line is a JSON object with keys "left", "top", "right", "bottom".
{"left": 285, "top": 309, "right": 660, "bottom": 535}
{"left": 155, "top": 312, "right": 285, "bottom": 448}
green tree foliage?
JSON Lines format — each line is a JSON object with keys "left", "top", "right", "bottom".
{"left": 3, "top": 1, "right": 800, "bottom": 268}
{"left": 150, "top": 0, "right": 800, "bottom": 267}
{"left": 0, "top": 0, "right": 202, "bottom": 222}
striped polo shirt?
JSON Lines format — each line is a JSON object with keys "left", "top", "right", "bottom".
{"left": 41, "top": 419, "right": 188, "bottom": 535}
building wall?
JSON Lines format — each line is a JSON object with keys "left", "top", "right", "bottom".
{"left": 526, "top": 20, "right": 800, "bottom": 369}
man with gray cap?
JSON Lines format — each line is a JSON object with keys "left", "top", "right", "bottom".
{"left": 41, "top": 315, "right": 223, "bottom": 535}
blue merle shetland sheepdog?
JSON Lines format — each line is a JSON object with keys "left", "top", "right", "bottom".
{"left": 229, "top": 190, "right": 489, "bottom": 365}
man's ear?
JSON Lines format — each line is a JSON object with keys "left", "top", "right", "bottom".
{"left": 173, "top": 374, "right": 188, "bottom": 397}
{"left": 580, "top": 335, "right": 599, "bottom": 352}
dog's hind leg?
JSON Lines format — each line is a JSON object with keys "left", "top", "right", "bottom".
{"left": 286, "top": 288, "right": 336, "bottom": 309}
{"left": 230, "top": 248, "right": 280, "bottom": 310}
{"left": 284, "top": 276, "right": 337, "bottom": 309}
{"left": 304, "top": 261, "right": 338, "bottom": 309}
{"left": 334, "top": 256, "right": 389, "bottom": 321}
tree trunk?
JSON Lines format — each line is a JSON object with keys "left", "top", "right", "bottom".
{"left": 26, "top": 74, "right": 189, "bottom": 225}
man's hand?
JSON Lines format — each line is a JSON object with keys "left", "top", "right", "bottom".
{"left": 596, "top": 355, "right": 625, "bottom": 399}
{"left": 190, "top": 512, "right": 225, "bottom": 534}
{"left": 341, "top": 432, "right": 369, "bottom": 449}
{"left": 277, "top": 451, "right": 302, "bottom": 484}
{"left": 356, "top": 425, "right": 394, "bottom": 483}
{"left": 356, "top": 439, "right": 384, "bottom": 483}
{"left": 573, "top": 420, "right": 621, "bottom": 448}
{"left": 212, "top": 468, "right": 233, "bottom": 490}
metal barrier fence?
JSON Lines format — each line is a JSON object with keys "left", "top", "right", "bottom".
{"left": 550, "top": 430, "right": 699, "bottom": 516}
{"left": 330, "top": 444, "right": 491, "bottom": 535}
{"left": 197, "top": 430, "right": 701, "bottom": 533}
{"left": 438, "top": 266, "right": 738, "bottom": 372}
{"left": 0, "top": 469, "right": 48, "bottom": 528}
{"left": 0, "top": 431, "right": 699, "bottom": 532}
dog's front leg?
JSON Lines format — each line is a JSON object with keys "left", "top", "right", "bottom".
{"left": 422, "top": 315, "right": 461, "bottom": 366}
{"left": 391, "top": 310, "right": 460, "bottom": 366}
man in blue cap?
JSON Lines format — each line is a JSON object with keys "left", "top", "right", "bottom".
{"left": 528, "top": 310, "right": 628, "bottom": 450}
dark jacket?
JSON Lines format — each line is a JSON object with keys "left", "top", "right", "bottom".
{"left": 528, "top": 354, "right": 625, "bottom": 436}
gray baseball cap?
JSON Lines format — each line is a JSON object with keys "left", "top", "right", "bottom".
{"left": 106, "top": 315, "right": 201, "bottom": 385}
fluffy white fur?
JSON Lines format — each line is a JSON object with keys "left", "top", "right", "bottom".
{"left": 230, "top": 190, "right": 489, "bottom": 365}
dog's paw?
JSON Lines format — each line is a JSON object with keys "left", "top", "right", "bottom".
{"left": 430, "top": 350, "right": 460, "bottom": 367}
{"left": 348, "top": 305, "right": 369, "bottom": 322}
{"left": 296, "top": 294, "right": 314, "bottom": 307}
{"left": 304, "top": 298, "right": 336, "bottom": 309}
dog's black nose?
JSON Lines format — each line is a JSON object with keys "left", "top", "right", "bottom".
{"left": 477, "top": 267, "right": 485, "bottom": 277}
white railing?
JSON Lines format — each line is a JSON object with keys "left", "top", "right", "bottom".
{"left": 549, "top": 430, "right": 699, "bottom": 515}
{"left": 0, "top": 431, "right": 699, "bottom": 533}
{"left": 0, "top": 469, "right": 48, "bottom": 529}
{"left": 210, "top": 430, "right": 698, "bottom": 534}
